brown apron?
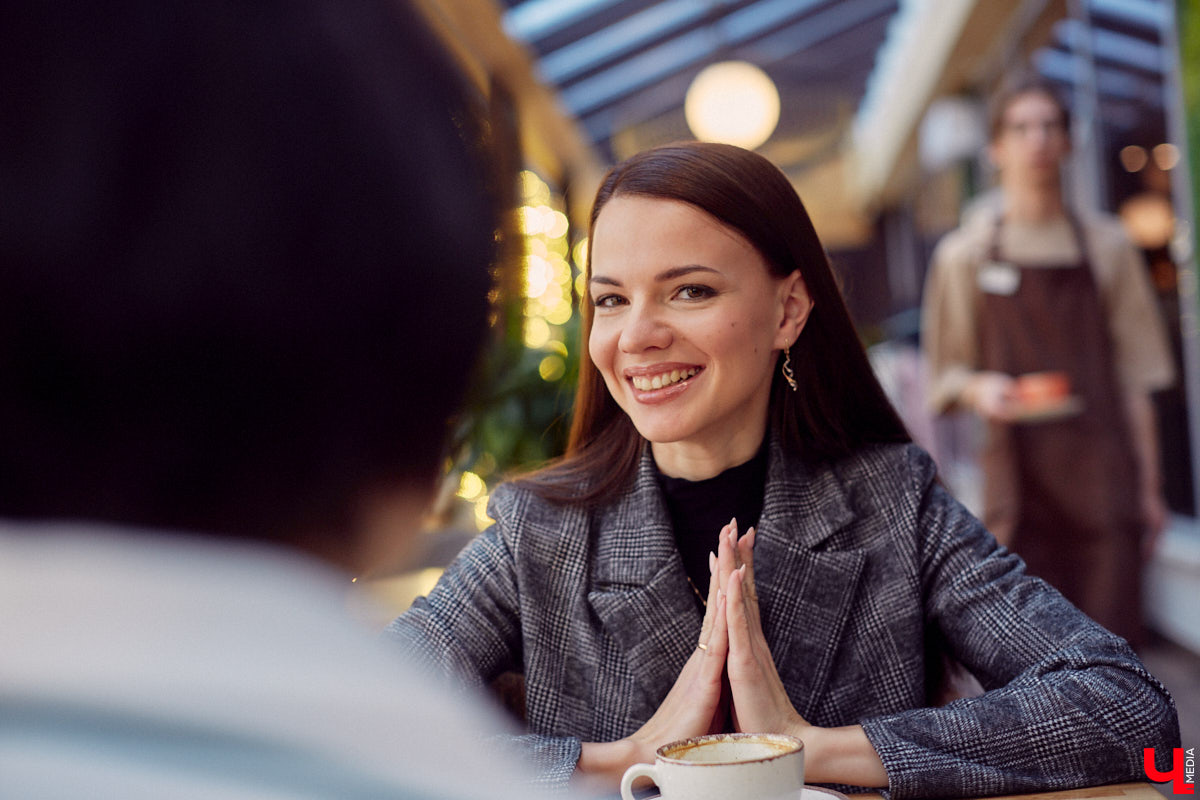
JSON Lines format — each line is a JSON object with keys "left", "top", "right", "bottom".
{"left": 976, "top": 214, "right": 1144, "bottom": 646}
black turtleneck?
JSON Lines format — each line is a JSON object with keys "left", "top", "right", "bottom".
{"left": 655, "top": 441, "right": 768, "bottom": 609}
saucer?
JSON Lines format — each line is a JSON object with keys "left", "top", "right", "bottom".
{"left": 801, "top": 788, "right": 850, "bottom": 800}
{"left": 646, "top": 787, "right": 848, "bottom": 800}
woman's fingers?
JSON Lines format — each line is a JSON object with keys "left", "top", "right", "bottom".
{"left": 724, "top": 565, "right": 808, "bottom": 735}
{"left": 700, "top": 590, "right": 730, "bottom": 733}
{"left": 706, "top": 588, "right": 729, "bottom": 664}
{"left": 737, "top": 525, "right": 756, "bottom": 575}
{"left": 630, "top": 593, "right": 731, "bottom": 759}
{"left": 717, "top": 518, "right": 740, "bottom": 594}
{"left": 730, "top": 518, "right": 743, "bottom": 569}
{"left": 724, "top": 567, "right": 753, "bottom": 733}
{"left": 725, "top": 566, "right": 753, "bottom": 665}
{"left": 737, "top": 526, "right": 761, "bottom": 625}
{"left": 697, "top": 550, "right": 719, "bottom": 645}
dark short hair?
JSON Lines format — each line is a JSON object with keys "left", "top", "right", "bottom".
{"left": 0, "top": 1, "right": 500, "bottom": 543}
{"left": 987, "top": 75, "right": 1071, "bottom": 142}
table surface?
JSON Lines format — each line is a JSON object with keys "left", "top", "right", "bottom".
{"left": 852, "top": 782, "right": 1163, "bottom": 800}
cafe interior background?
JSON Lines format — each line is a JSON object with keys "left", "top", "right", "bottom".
{"left": 366, "top": 0, "right": 1200, "bottom": 766}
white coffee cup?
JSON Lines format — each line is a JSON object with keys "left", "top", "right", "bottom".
{"left": 620, "top": 732, "right": 805, "bottom": 800}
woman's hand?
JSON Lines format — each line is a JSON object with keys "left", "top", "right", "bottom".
{"left": 717, "top": 521, "right": 809, "bottom": 737}
{"left": 718, "top": 521, "right": 888, "bottom": 789}
{"left": 575, "top": 540, "right": 730, "bottom": 790}
{"left": 629, "top": 544, "right": 731, "bottom": 754}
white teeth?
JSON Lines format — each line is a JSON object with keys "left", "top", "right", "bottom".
{"left": 631, "top": 368, "right": 700, "bottom": 391}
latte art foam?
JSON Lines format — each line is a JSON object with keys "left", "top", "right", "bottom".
{"left": 665, "top": 735, "right": 799, "bottom": 764}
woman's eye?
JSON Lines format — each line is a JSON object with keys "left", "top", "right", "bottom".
{"left": 592, "top": 294, "right": 626, "bottom": 308}
{"left": 677, "top": 284, "right": 715, "bottom": 301}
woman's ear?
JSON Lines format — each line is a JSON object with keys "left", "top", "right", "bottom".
{"left": 774, "top": 270, "right": 814, "bottom": 349}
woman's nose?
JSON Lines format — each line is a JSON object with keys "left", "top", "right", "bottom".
{"left": 618, "top": 303, "right": 672, "bottom": 353}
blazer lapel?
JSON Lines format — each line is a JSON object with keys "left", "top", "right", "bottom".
{"left": 582, "top": 436, "right": 867, "bottom": 719}
{"left": 752, "top": 436, "right": 865, "bottom": 721}
{"left": 587, "top": 447, "right": 702, "bottom": 704}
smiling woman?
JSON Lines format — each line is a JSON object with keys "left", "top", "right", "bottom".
{"left": 524, "top": 141, "right": 909, "bottom": 505}
{"left": 387, "top": 142, "right": 1180, "bottom": 800}
{"left": 587, "top": 196, "right": 810, "bottom": 479}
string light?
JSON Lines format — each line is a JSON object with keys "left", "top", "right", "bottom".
{"left": 458, "top": 170, "right": 582, "bottom": 531}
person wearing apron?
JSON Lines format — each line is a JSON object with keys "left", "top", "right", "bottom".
{"left": 976, "top": 213, "right": 1144, "bottom": 645}
{"left": 921, "top": 77, "right": 1175, "bottom": 649}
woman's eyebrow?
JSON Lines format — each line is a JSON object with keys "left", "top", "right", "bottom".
{"left": 656, "top": 265, "right": 719, "bottom": 281}
{"left": 589, "top": 264, "right": 719, "bottom": 288}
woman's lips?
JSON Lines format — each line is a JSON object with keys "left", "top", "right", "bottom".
{"left": 630, "top": 367, "right": 700, "bottom": 391}
{"left": 626, "top": 366, "right": 703, "bottom": 403}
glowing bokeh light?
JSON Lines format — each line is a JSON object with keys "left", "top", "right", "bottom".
{"left": 546, "top": 304, "right": 573, "bottom": 326}
{"left": 1119, "top": 145, "right": 1148, "bottom": 172}
{"left": 538, "top": 355, "right": 567, "bottom": 382}
{"left": 524, "top": 316, "right": 552, "bottom": 348}
{"left": 520, "top": 170, "right": 551, "bottom": 206}
{"left": 524, "top": 254, "right": 553, "bottom": 298}
{"left": 547, "top": 210, "right": 570, "bottom": 239}
{"left": 456, "top": 470, "right": 485, "bottom": 501}
{"left": 474, "top": 495, "right": 493, "bottom": 530}
{"left": 1153, "top": 143, "right": 1180, "bottom": 170}
{"left": 685, "top": 61, "right": 780, "bottom": 150}
{"left": 518, "top": 176, "right": 575, "bottom": 356}
{"left": 456, "top": 168, "right": 579, "bottom": 520}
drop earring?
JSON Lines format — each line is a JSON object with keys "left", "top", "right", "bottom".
{"left": 781, "top": 343, "right": 797, "bottom": 392}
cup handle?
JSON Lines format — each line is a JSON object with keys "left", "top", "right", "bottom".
{"left": 620, "top": 762, "right": 660, "bottom": 800}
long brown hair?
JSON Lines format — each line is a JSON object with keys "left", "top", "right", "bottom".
{"left": 521, "top": 141, "right": 909, "bottom": 505}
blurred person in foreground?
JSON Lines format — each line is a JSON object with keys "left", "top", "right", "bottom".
{"left": 388, "top": 140, "right": 1180, "bottom": 798}
{"left": 922, "top": 77, "right": 1174, "bottom": 648}
{"left": 0, "top": 2, "right": 540, "bottom": 797}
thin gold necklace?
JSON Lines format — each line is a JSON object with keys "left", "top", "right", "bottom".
{"left": 686, "top": 575, "right": 707, "bottom": 607}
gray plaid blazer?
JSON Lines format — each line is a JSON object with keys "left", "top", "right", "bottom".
{"left": 387, "top": 439, "right": 1179, "bottom": 798}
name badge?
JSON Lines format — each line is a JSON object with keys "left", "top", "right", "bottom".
{"left": 977, "top": 261, "right": 1020, "bottom": 295}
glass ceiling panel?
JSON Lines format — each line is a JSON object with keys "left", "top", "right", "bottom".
{"left": 1090, "top": 27, "right": 1164, "bottom": 72}
{"left": 748, "top": 0, "right": 893, "bottom": 65}
{"left": 503, "top": 0, "right": 626, "bottom": 43}
{"left": 718, "top": 0, "right": 825, "bottom": 41}
{"left": 1088, "top": 0, "right": 1169, "bottom": 29}
{"left": 1035, "top": 48, "right": 1157, "bottom": 102}
{"left": 1057, "top": 18, "right": 1164, "bottom": 73}
{"left": 560, "top": 26, "right": 712, "bottom": 114}
{"left": 557, "top": 0, "right": 902, "bottom": 120}
{"left": 538, "top": 0, "right": 710, "bottom": 85}
{"left": 556, "top": 0, "right": 836, "bottom": 117}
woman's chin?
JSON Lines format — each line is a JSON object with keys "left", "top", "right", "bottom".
{"left": 629, "top": 421, "right": 694, "bottom": 447}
